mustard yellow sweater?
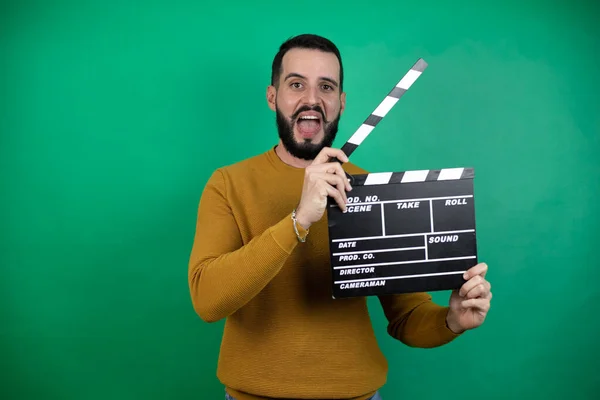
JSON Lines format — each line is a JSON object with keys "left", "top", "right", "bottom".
{"left": 188, "top": 146, "right": 461, "bottom": 400}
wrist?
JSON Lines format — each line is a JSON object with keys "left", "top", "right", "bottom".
{"left": 294, "top": 208, "right": 311, "bottom": 230}
{"left": 296, "top": 216, "right": 311, "bottom": 230}
{"left": 291, "top": 208, "right": 310, "bottom": 242}
{"left": 446, "top": 308, "right": 465, "bottom": 334}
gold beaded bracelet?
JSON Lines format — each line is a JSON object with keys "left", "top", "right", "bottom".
{"left": 291, "top": 209, "right": 309, "bottom": 242}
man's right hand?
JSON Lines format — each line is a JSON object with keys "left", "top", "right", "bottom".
{"left": 295, "top": 147, "right": 352, "bottom": 230}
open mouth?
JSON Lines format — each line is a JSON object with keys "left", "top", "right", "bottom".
{"left": 296, "top": 112, "right": 323, "bottom": 138}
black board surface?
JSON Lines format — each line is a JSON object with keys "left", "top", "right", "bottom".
{"left": 327, "top": 167, "right": 478, "bottom": 298}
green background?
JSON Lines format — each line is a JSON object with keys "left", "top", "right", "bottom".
{"left": 2, "top": 0, "right": 599, "bottom": 399}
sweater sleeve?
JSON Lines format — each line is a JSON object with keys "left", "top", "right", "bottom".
{"left": 378, "top": 292, "right": 462, "bottom": 348}
{"left": 187, "top": 169, "right": 304, "bottom": 323}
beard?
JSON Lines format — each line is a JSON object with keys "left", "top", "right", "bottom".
{"left": 276, "top": 103, "right": 340, "bottom": 161}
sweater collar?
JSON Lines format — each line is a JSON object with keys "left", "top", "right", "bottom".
{"left": 265, "top": 145, "right": 309, "bottom": 174}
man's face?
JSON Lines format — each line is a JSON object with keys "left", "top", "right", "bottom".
{"left": 267, "top": 48, "right": 346, "bottom": 160}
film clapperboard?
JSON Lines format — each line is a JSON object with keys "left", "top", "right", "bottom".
{"left": 327, "top": 59, "right": 478, "bottom": 299}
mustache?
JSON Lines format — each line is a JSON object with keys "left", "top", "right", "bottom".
{"left": 291, "top": 105, "right": 328, "bottom": 123}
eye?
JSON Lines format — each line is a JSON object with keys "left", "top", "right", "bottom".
{"left": 322, "top": 84, "right": 334, "bottom": 91}
{"left": 291, "top": 82, "right": 303, "bottom": 89}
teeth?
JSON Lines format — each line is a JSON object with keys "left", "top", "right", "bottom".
{"left": 299, "top": 116, "right": 319, "bottom": 120}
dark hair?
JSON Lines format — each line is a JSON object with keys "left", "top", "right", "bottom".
{"left": 271, "top": 34, "right": 344, "bottom": 91}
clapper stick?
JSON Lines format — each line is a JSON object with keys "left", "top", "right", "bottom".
{"left": 328, "top": 58, "right": 428, "bottom": 179}
{"left": 324, "top": 58, "right": 478, "bottom": 298}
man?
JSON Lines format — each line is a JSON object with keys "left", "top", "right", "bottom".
{"left": 188, "top": 34, "right": 492, "bottom": 400}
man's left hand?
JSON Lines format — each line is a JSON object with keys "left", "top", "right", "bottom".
{"left": 446, "top": 262, "right": 492, "bottom": 334}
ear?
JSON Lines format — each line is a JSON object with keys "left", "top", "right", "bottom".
{"left": 266, "top": 85, "right": 277, "bottom": 112}
{"left": 339, "top": 91, "right": 346, "bottom": 115}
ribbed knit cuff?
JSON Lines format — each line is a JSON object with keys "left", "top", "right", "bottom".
{"left": 269, "top": 212, "right": 306, "bottom": 255}
{"left": 436, "top": 306, "right": 464, "bottom": 342}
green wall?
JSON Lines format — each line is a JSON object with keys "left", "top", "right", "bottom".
{"left": 2, "top": 1, "right": 599, "bottom": 399}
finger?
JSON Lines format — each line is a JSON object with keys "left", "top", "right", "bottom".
{"left": 461, "top": 298, "right": 491, "bottom": 312}
{"left": 323, "top": 181, "right": 347, "bottom": 211}
{"left": 458, "top": 275, "right": 486, "bottom": 297}
{"left": 312, "top": 147, "right": 349, "bottom": 166}
{"left": 313, "top": 173, "right": 347, "bottom": 208}
{"left": 312, "top": 162, "right": 345, "bottom": 175}
{"left": 464, "top": 282, "right": 488, "bottom": 299}
{"left": 312, "top": 163, "right": 352, "bottom": 192}
{"left": 315, "top": 173, "right": 348, "bottom": 206}
{"left": 464, "top": 262, "right": 488, "bottom": 280}
{"left": 329, "top": 162, "right": 352, "bottom": 192}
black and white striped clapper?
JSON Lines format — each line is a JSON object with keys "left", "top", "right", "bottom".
{"left": 327, "top": 168, "right": 478, "bottom": 298}
{"left": 338, "top": 58, "right": 428, "bottom": 160}
{"left": 325, "top": 58, "right": 478, "bottom": 298}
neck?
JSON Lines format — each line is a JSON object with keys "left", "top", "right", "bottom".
{"left": 274, "top": 140, "right": 313, "bottom": 169}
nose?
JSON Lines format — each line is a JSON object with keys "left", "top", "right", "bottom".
{"left": 303, "top": 85, "right": 323, "bottom": 109}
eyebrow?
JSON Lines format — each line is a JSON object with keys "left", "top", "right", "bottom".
{"left": 284, "top": 73, "right": 339, "bottom": 88}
